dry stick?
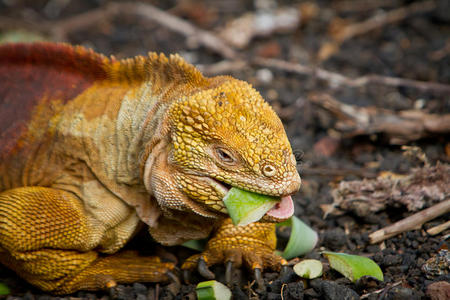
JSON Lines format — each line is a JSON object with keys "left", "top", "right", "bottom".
{"left": 369, "top": 199, "right": 450, "bottom": 244}
{"left": 48, "top": 3, "right": 120, "bottom": 41}
{"left": 252, "top": 57, "right": 450, "bottom": 94}
{"left": 319, "top": 0, "right": 437, "bottom": 62}
{"left": 360, "top": 281, "right": 402, "bottom": 299}
{"left": 301, "top": 167, "right": 377, "bottom": 179}
{"left": 6, "top": 1, "right": 447, "bottom": 94}
{"left": 334, "top": 0, "right": 437, "bottom": 42}
{"left": 127, "top": 2, "right": 237, "bottom": 60}
{"left": 44, "top": 2, "right": 237, "bottom": 60}
{"left": 426, "top": 220, "right": 450, "bottom": 236}
{"left": 332, "top": 0, "right": 403, "bottom": 13}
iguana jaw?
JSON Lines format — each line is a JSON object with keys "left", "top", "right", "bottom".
{"left": 205, "top": 175, "right": 296, "bottom": 222}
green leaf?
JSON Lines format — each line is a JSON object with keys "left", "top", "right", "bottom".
{"left": 279, "top": 216, "right": 318, "bottom": 259}
{"left": 0, "top": 282, "right": 11, "bottom": 296}
{"left": 223, "top": 187, "right": 278, "bottom": 226}
{"left": 293, "top": 259, "right": 323, "bottom": 279}
{"left": 182, "top": 239, "right": 207, "bottom": 251}
{"left": 323, "top": 251, "right": 384, "bottom": 282}
{"left": 196, "top": 280, "right": 231, "bottom": 300}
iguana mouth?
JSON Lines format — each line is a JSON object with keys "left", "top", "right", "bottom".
{"left": 205, "top": 177, "right": 231, "bottom": 198}
{"left": 266, "top": 195, "right": 294, "bottom": 219}
{"left": 207, "top": 177, "right": 295, "bottom": 220}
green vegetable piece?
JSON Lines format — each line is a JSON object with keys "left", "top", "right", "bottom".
{"left": 293, "top": 259, "right": 323, "bottom": 279}
{"left": 323, "top": 251, "right": 384, "bottom": 282}
{"left": 182, "top": 239, "right": 207, "bottom": 251}
{"left": 223, "top": 187, "right": 278, "bottom": 226}
{"left": 279, "top": 216, "right": 318, "bottom": 259}
{"left": 196, "top": 280, "right": 231, "bottom": 300}
{"left": 0, "top": 282, "right": 10, "bottom": 296}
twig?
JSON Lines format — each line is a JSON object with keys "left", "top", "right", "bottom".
{"left": 332, "top": 0, "right": 403, "bottom": 13}
{"left": 333, "top": 0, "right": 437, "bottom": 42}
{"left": 252, "top": 57, "right": 450, "bottom": 94}
{"left": 360, "top": 281, "right": 402, "bottom": 299}
{"left": 428, "top": 39, "right": 450, "bottom": 61}
{"left": 301, "top": 167, "right": 377, "bottom": 179}
{"left": 49, "top": 3, "right": 119, "bottom": 41}
{"left": 309, "top": 93, "right": 450, "bottom": 144}
{"left": 320, "top": 0, "right": 437, "bottom": 61}
{"left": 0, "top": 2, "right": 238, "bottom": 60}
{"left": 127, "top": 2, "right": 237, "bottom": 59}
{"left": 369, "top": 199, "right": 450, "bottom": 244}
{"left": 426, "top": 220, "right": 450, "bottom": 235}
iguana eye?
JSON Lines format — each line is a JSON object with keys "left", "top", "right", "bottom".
{"left": 215, "top": 147, "right": 236, "bottom": 165}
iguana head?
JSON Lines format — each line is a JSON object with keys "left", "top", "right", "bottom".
{"left": 146, "top": 77, "right": 300, "bottom": 222}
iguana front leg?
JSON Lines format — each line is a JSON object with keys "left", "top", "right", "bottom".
{"left": 0, "top": 187, "right": 175, "bottom": 294}
{"left": 182, "top": 219, "right": 286, "bottom": 286}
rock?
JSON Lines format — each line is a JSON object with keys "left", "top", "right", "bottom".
{"left": 313, "top": 136, "right": 340, "bottom": 157}
{"left": 322, "top": 228, "right": 347, "bottom": 250}
{"left": 426, "top": 281, "right": 450, "bottom": 300}
{"left": 386, "top": 286, "right": 423, "bottom": 300}
{"left": 232, "top": 285, "right": 248, "bottom": 300}
{"left": 311, "top": 279, "right": 360, "bottom": 300}
{"left": 282, "top": 282, "right": 304, "bottom": 300}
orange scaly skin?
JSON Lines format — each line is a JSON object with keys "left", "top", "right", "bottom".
{"left": 0, "top": 42, "right": 301, "bottom": 294}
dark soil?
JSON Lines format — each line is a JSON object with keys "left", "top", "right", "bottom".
{"left": 1, "top": 0, "right": 449, "bottom": 299}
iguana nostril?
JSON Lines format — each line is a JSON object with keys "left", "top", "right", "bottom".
{"left": 262, "top": 164, "right": 276, "bottom": 177}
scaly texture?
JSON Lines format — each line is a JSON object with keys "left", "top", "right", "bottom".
{"left": 0, "top": 42, "right": 301, "bottom": 294}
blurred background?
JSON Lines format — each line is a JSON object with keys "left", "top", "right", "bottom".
{"left": 0, "top": 0, "right": 449, "bottom": 298}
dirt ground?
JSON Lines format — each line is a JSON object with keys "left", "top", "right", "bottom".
{"left": 0, "top": 0, "right": 449, "bottom": 299}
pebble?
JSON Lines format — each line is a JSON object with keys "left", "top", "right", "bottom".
{"left": 282, "top": 282, "right": 304, "bottom": 300}
{"left": 256, "top": 68, "right": 274, "bottom": 84}
{"left": 386, "top": 286, "right": 423, "bottom": 300}
{"left": 310, "top": 279, "right": 360, "bottom": 300}
{"left": 322, "top": 228, "right": 347, "bottom": 250}
{"left": 426, "top": 281, "right": 450, "bottom": 300}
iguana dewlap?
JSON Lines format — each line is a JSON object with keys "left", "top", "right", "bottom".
{"left": 0, "top": 42, "right": 301, "bottom": 294}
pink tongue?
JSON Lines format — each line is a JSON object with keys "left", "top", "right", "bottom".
{"left": 266, "top": 195, "right": 294, "bottom": 219}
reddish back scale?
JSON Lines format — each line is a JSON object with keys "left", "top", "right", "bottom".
{"left": 0, "top": 42, "right": 109, "bottom": 156}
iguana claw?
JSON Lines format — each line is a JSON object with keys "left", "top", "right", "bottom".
{"left": 198, "top": 257, "right": 215, "bottom": 279}
{"left": 181, "top": 218, "right": 286, "bottom": 289}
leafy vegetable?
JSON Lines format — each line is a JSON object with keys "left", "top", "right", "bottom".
{"left": 0, "top": 282, "right": 10, "bottom": 296}
{"left": 223, "top": 187, "right": 279, "bottom": 226}
{"left": 323, "top": 251, "right": 384, "bottom": 282}
{"left": 182, "top": 239, "right": 207, "bottom": 251}
{"left": 196, "top": 280, "right": 232, "bottom": 300}
{"left": 293, "top": 259, "right": 323, "bottom": 279}
{"left": 278, "top": 216, "right": 318, "bottom": 259}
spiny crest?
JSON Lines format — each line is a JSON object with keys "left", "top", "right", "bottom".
{"left": 106, "top": 52, "right": 207, "bottom": 87}
{"left": 0, "top": 42, "right": 207, "bottom": 87}
{"left": 0, "top": 42, "right": 110, "bottom": 80}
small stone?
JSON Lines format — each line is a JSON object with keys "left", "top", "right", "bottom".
{"left": 266, "top": 291, "right": 282, "bottom": 300}
{"left": 382, "top": 254, "right": 403, "bottom": 267}
{"left": 133, "top": 282, "right": 147, "bottom": 296}
{"left": 313, "top": 136, "right": 340, "bottom": 157}
{"left": 311, "top": 279, "right": 360, "bottom": 300}
{"left": 322, "top": 228, "right": 347, "bottom": 250}
{"left": 386, "top": 286, "right": 423, "bottom": 300}
{"left": 232, "top": 285, "right": 247, "bottom": 300}
{"left": 426, "top": 281, "right": 450, "bottom": 300}
{"left": 282, "top": 282, "right": 304, "bottom": 300}
{"left": 256, "top": 68, "right": 273, "bottom": 84}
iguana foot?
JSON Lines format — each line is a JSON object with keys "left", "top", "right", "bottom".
{"left": 61, "top": 250, "right": 176, "bottom": 294}
{"left": 181, "top": 219, "right": 287, "bottom": 287}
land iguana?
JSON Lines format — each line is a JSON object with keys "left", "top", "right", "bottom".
{"left": 0, "top": 42, "right": 301, "bottom": 294}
